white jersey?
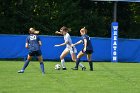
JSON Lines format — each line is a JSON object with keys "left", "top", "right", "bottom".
{"left": 64, "top": 33, "right": 73, "bottom": 48}
{"left": 64, "top": 33, "right": 77, "bottom": 54}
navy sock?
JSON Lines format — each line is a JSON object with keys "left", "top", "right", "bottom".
{"left": 40, "top": 62, "right": 45, "bottom": 73}
{"left": 75, "top": 58, "right": 80, "bottom": 68}
{"left": 22, "top": 60, "right": 30, "bottom": 70}
{"left": 89, "top": 61, "right": 93, "bottom": 70}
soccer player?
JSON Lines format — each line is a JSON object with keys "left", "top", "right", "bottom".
{"left": 72, "top": 27, "right": 93, "bottom": 71}
{"left": 55, "top": 26, "right": 85, "bottom": 70}
{"left": 18, "top": 28, "right": 45, "bottom": 74}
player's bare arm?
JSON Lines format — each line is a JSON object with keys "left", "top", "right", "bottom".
{"left": 25, "top": 43, "right": 28, "bottom": 48}
{"left": 54, "top": 41, "right": 69, "bottom": 47}
{"left": 55, "top": 31, "right": 62, "bottom": 35}
{"left": 72, "top": 40, "right": 83, "bottom": 47}
{"left": 83, "top": 39, "right": 87, "bottom": 51}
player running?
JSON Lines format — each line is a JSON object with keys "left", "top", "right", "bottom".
{"left": 18, "top": 28, "right": 45, "bottom": 74}
{"left": 55, "top": 26, "right": 85, "bottom": 70}
{"left": 72, "top": 27, "right": 93, "bottom": 71}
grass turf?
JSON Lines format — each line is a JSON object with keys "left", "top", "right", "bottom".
{"left": 0, "top": 61, "right": 140, "bottom": 93}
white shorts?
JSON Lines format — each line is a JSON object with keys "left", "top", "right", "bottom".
{"left": 65, "top": 46, "right": 77, "bottom": 54}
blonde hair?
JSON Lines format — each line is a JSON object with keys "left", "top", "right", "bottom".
{"left": 34, "top": 30, "right": 40, "bottom": 34}
{"left": 29, "top": 28, "right": 35, "bottom": 34}
{"left": 29, "top": 27, "right": 39, "bottom": 34}
{"left": 80, "top": 27, "right": 87, "bottom": 33}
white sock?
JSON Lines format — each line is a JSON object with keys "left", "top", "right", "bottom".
{"left": 61, "top": 59, "right": 66, "bottom": 68}
{"left": 79, "top": 63, "right": 84, "bottom": 68}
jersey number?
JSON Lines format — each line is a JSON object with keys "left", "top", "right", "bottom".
{"left": 30, "top": 35, "right": 36, "bottom": 40}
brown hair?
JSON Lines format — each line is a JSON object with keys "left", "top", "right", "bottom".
{"left": 60, "top": 26, "right": 71, "bottom": 32}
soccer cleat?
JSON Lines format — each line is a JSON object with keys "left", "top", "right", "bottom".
{"left": 18, "top": 70, "right": 24, "bottom": 73}
{"left": 90, "top": 69, "right": 93, "bottom": 71}
{"left": 71, "top": 67, "right": 78, "bottom": 70}
{"left": 42, "top": 72, "right": 45, "bottom": 75}
{"left": 62, "top": 68, "right": 67, "bottom": 70}
{"left": 82, "top": 67, "right": 86, "bottom": 71}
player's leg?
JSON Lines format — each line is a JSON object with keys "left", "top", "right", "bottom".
{"left": 70, "top": 47, "right": 85, "bottom": 69}
{"left": 18, "top": 54, "right": 32, "bottom": 73}
{"left": 72, "top": 51, "right": 85, "bottom": 70}
{"left": 60, "top": 48, "right": 69, "bottom": 70}
{"left": 87, "top": 54, "right": 93, "bottom": 71}
{"left": 37, "top": 55, "right": 45, "bottom": 74}
{"left": 70, "top": 52, "right": 85, "bottom": 69}
{"left": 70, "top": 52, "right": 76, "bottom": 62}
{"left": 76, "top": 51, "right": 85, "bottom": 69}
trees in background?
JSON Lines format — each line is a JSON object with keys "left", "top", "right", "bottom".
{"left": 0, "top": 0, "right": 139, "bottom": 38}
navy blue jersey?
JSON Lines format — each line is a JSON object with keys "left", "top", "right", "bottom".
{"left": 81, "top": 34, "right": 93, "bottom": 51}
{"left": 26, "top": 34, "right": 41, "bottom": 51}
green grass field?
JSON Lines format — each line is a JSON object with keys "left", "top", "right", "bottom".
{"left": 0, "top": 61, "right": 140, "bottom": 93}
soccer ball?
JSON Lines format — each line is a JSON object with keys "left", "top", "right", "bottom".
{"left": 55, "top": 64, "right": 61, "bottom": 70}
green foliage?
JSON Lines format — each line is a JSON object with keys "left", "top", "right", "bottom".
{"left": 117, "top": 2, "right": 140, "bottom": 38}
{"left": 0, "top": 0, "right": 139, "bottom": 38}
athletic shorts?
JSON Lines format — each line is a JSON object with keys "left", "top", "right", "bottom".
{"left": 29, "top": 50, "right": 42, "bottom": 56}
{"left": 82, "top": 49, "right": 93, "bottom": 54}
{"left": 65, "top": 46, "right": 77, "bottom": 54}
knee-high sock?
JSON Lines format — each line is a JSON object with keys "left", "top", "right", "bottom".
{"left": 75, "top": 58, "right": 80, "bottom": 68}
{"left": 79, "top": 63, "right": 84, "bottom": 68}
{"left": 40, "top": 62, "right": 45, "bottom": 73}
{"left": 22, "top": 60, "right": 30, "bottom": 70}
{"left": 61, "top": 59, "right": 66, "bottom": 68}
{"left": 89, "top": 61, "right": 93, "bottom": 70}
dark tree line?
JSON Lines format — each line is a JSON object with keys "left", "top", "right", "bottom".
{"left": 0, "top": 0, "right": 139, "bottom": 38}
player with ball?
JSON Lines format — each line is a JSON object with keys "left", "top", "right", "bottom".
{"left": 54, "top": 26, "right": 86, "bottom": 70}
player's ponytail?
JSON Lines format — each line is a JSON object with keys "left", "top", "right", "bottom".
{"left": 34, "top": 31, "right": 40, "bottom": 34}
{"left": 29, "top": 27, "right": 40, "bottom": 34}
{"left": 67, "top": 28, "right": 71, "bottom": 32}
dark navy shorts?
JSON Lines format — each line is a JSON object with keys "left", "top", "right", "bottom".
{"left": 82, "top": 49, "right": 93, "bottom": 54}
{"left": 29, "top": 50, "right": 42, "bottom": 56}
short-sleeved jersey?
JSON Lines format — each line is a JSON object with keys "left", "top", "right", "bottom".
{"left": 64, "top": 33, "right": 73, "bottom": 48}
{"left": 26, "top": 34, "right": 41, "bottom": 51}
{"left": 81, "top": 34, "right": 93, "bottom": 51}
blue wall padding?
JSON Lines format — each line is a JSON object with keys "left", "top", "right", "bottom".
{"left": 0, "top": 35, "right": 140, "bottom": 62}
